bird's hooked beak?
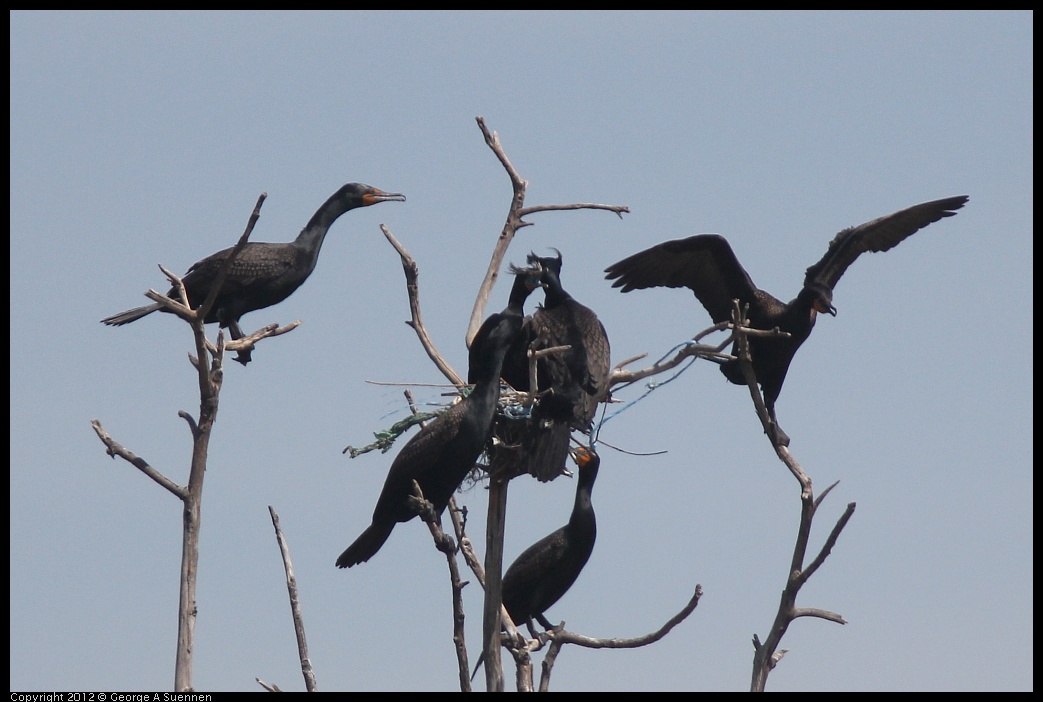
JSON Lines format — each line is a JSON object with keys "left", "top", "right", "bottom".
{"left": 809, "top": 285, "right": 837, "bottom": 317}
{"left": 570, "top": 445, "right": 594, "bottom": 467}
{"left": 815, "top": 299, "right": 837, "bottom": 316}
{"left": 509, "top": 261, "right": 545, "bottom": 290}
{"left": 363, "top": 189, "right": 407, "bottom": 206}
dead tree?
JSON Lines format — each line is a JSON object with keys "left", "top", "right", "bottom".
{"left": 367, "top": 118, "right": 854, "bottom": 690}
{"left": 364, "top": 117, "right": 705, "bottom": 691}
{"left": 91, "top": 193, "right": 299, "bottom": 691}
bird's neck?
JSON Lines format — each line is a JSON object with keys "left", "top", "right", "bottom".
{"left": 543, "top": 285, "right": 573, "bottom": 308}
{"left": 468, "top": 346, "right": 511, "bottom": 408}
{"left": 506, "top": 278, "right": 535, "bottom": 316}
{"left": 569, "top": 489, "right": 596, "bottom": 541}
{"left": 569, "top": 472, "right": 597, "bottom": 529}
{"left": 789, "top": 290, "right": 822, "bottom": 332}
{"left": 292, "top": 197, "right": 357, "bottom": 265}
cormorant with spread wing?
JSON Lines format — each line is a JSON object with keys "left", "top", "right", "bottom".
{"left": 102, "top": 182, "right": 405, "bottom": 363}
{"left": 336, "top": 309, "right": 523, "bottom": 568}
{"left": 604, "top": 195, "right": 968, "bottom": 446}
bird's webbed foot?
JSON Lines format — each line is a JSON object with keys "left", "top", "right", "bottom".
{"left": 524, "top": 619, "right": 542, "bottom": 639}
{"left": 233, "top": 348, "right": 253, "bottom": 366}
{"left": 768, "top": 420, "right": 790, "bottom": 448}
{"left": 221, "top": 318, "right": 253, "bottom": 365}
{"left": 535, "top": 613, "right": 555, "bottom": 631}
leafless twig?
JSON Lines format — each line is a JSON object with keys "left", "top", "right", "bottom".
{"left": 267, "top": 505, "right": 317, "bottom": 692}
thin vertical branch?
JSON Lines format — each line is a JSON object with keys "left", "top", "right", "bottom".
{"left": 466, "top": 116, "right": 532, "bottom": 347}
{"left": 268, "top": 506, "right": 317, "bottom": 692}
{"left": 731, "top": 300, "right": 855, "bottom": 692}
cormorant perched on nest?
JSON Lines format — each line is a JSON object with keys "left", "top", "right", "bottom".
{"left": 604, "top": 195, "right": 968, "bottom": 446}
{"left": 515, "top": 251, "right": 611, "bottom": 481}
{"left": 336, "top": 311, "right": 523, "bottom": 568}
{"left": 467, "top": 263, "right": 544, "bottom": 388}
{"left": 101, "top": 182, "right": 405, "bottom": 364}
{"left": 471, "top": 444, "right": 600, "bottom": 681}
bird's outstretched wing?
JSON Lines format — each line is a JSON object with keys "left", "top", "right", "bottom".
{"left": 604, "top": 234, "right": 760, "bottom": 324}
{"left": 804, "top": 195, "right": 969, "bottom": 292}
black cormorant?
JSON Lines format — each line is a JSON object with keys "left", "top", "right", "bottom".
{"left": 467, "top": 263, "right": 544, "bottom": 388}
{"left": 101, "top": 182, "right": 405, "bottom": 362}
{"left": 517, "top": 251, "right": 611, "bottom": 481}
{"left": 471, "top": 444, "right": 600, "bottom": 681}
{"left": 603, "top": 195, "right": 969, "bottom": 446}
{"left": 336, "top": 311, "right": 524, "bottom": 568}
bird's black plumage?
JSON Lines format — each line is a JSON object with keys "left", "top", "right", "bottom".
{"left": 604, "top": 195, "right": 968, "bottom": 446}
{"left": 503, "top": 444, "right": 599, "bottom": 629}
{"left": 336, "top": 311, "right": 523, "bottom": 568}
{"left": 101, "top": 182, "right": 405, "bottom": 363}
{"left": 516, "top": 251, "right": 611, "bottom": 481}
{"left": 471, "top": 445, "right": 600, "bottom": 681}
{"left": 467, "top": 264, "right": 543, "bottom": 388}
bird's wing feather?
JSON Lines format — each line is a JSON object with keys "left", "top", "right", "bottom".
{"left": 804, "top": 195, "right": 969, "bottom": 292}
{"left": 604, "top": 234, "right": 759, "bottom": 323}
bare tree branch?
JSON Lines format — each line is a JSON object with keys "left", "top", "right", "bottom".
{"left": 535, "top": 584, "right": 704, "bottom": 691}
{"left": 449, "top": 500, "right": 526, "bottom": 650}
{"left": 195, "top": 193, "right": 267, "bottom": 325}
{"left": 465, "top": 116, "right": 631, "bottom": 347}
{"left": 380, "top": 223, "right": 464, "bottom": 387}
{"left": 799, "top": 502, "right": 857, "bottom": 585}
{"left": 544, "top": 583, "right": 703, "bottom": 651}
{"left": 267, "top": 505, "right": 317, "bottom": 692}
{"left": 518, "top": 202, "right": 630, "bottom": 218}
{"left": 92, "top": 192, "right": 278, "bottom": 692}
{"left": 409, "top": 480, "right": 475, "bottom": 692}
{"left": 89, "top": 419, "right": 185, "bottom": 498}
{"left": 730, "top": 297, "right": 856, "bottom": 692}
{"left": 255, "top": 678, "right": 282, "bottom": 692}
{"left": 465, "top": 116, "right": 532, "bottom": 349}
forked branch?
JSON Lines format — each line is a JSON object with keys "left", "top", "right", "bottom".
{"left": 729, "top": 300, "right": 857, "bottom": 692}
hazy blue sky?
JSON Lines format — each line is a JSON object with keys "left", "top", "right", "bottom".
{"left": 10, "top": 10, "right": 1031, "bottom": 692}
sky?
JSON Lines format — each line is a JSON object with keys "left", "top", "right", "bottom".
{"left": 9, "top": 10, "right": 1032, "bottom": 693}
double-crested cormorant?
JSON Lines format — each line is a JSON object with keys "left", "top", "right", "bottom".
{"left": 336, "top": 311, "right": 523, "bottom": 568}
{"left": 471, "top": 445, "right": 600, "bottom": 681}
{"left": 467, "top": 263, "right": 544, "bottom": 388}
{"left": 517, "top": 251, "right": 611, "bottom": 481}
{"left": 101, "top": 182, "right": 405, "bottom": 362}
{"left": 604, "top": 195, "right": 969, "bottom": 446}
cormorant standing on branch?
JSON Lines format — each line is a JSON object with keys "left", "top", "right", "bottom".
{"left": 101, "top": 182, "right": 406, "bottom": 362}
{"left": 521, "top": 251, "right": 611, "bottom": 481}
{"left": 604, "top": 195, "right": 968, "bottom": 446}
{"left": 336, "top": 311, "right": 523, "bottom": 568}
{"left": 471, "top": 445, "right": 600, "bottom": 681}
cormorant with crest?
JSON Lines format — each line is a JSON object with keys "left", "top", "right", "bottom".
{"left": 468, "top": 263, "right": 544, "bottom": 389}
{"left": 517, "top": 250, "right": 610, "bottom": 481}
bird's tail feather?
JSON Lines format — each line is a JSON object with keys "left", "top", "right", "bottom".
{"left": 101, "top": 303, "right": 163, "bottom": 326}
{"left": 336, "top": 522, "right": 396, "bottom": 568}
{"left": 470, "top": 650, "right": 486, "bottom": 683}
{"left": 525, "top": 420, "right": 573, "bottom": 483}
